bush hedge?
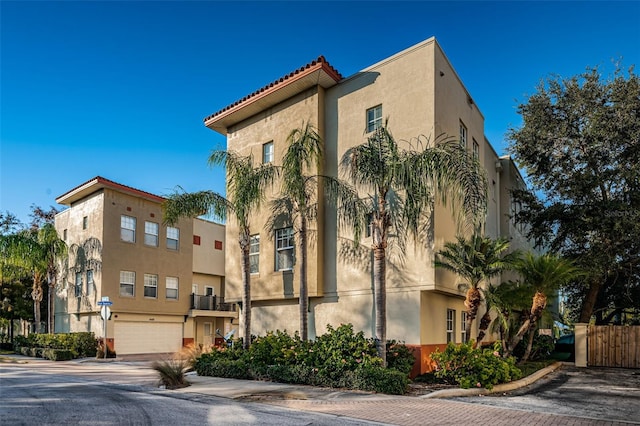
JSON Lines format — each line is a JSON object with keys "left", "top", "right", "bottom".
{"left": 430, "top": 341, "right": 522, "bottom": 390}
{"left": 194, "top": 324, "right": 411, "bottom": 394}
{"left": 13, "top": 332, "right": 98, "bottom": 360}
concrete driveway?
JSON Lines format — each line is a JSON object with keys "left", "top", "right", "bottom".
{"left": 454, "top": 364, "right": 640, "bottom": 423}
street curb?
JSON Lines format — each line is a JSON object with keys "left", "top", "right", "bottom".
{"left": 420, "top": 361, "right": 563, "bottom": 399}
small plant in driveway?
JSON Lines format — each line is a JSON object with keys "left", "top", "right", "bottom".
{"left": 152, "top": 358, "right": 190, "bottom": 389}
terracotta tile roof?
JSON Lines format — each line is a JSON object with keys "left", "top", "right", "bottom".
{"left": 203, "top": 56, "right": 342, "bottom": 124}
{"left": 56, "top": 176, "right": 165, "bottom": 205}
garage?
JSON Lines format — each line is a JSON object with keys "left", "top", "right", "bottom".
{"left": 114, "top": 322, "right": 183, "bottom": 355}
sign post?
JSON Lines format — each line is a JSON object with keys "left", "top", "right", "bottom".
{"left": 97, "top": 296, "right": 113, "bottom": 359}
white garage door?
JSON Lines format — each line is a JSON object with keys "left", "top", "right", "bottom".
{"left": 114, "top": 322, "right": 183, "bottom": 355}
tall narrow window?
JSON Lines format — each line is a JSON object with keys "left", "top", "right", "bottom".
{"left": 166, "top": 277, "right": 178, "bottom": 300}
{"left": 461, "top": 311, "right": 468, "bottom": 343}
{"left": 82, "top": 216, "right": 88, "bottom": 230}
{"left": 262, "top": 141, "right": 274, "bottom": 164}
{"left": 120, "top": 271, "right": 135, "bottom": 297}
{"left": 144, "top": 221, "right": 159, "bottom": 246}
{"left": 121, "top": 215, "right": 136, "bottom": 243}
{"left": 75, "top": 272, "right": 83, "bottom": 298}
{"left": 249, "top": 234, "right": 260, "bottom": 274}
{"left": 144, "top": 274, "right": 158, "bottom": 298}
{"left": 275, "top": 227, "right": 294, "bottom": 271}
{"left": 86, "top": 270, "right": 94, "bottom": 296}
{"left": 446, "top": 309, "right": 456, "bottom": 343}
{"left": 459, "top": 121, "right": 468, "bottom": 148}
{"left": 167, "top": 227, "right": 179, "bottom": 250}
{"left": 472, "top": 138, "right": 479, "bottom": 159}
{"left": 366, "top": 105, "right": 382, "bottom": 132}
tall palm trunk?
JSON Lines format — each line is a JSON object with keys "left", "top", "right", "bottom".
{"left": 373, "top": 242, "right": 387, "bottom": 366}
{"left": 299, "top": 216, "right": 309, "bottom": 341}
{"left": 47, "top": 271, "right": 56, "bottom": 334}
{"left": 32, "top": 272, "right": 43, "bottom": 333}
{"left": 476, "top": 309, "right": 492, "bottom": 344}
{"left": 239, "top": 231, "right": 251, "bottom": 349}
{"left": 465, "top": 287, "right": 482, "bottom": 341}
{"left": 521, "top": 291, "right": 547, "bottom": 361}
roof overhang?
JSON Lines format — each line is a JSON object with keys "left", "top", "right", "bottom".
{"left": 56, "top": 176, "right": 165, "bottom": 206}
{"left": 204, "top": 57, "right": 342, "bottom": 135}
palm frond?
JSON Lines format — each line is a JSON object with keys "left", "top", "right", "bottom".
{"left": 163, "top": 189, "right": 229, "bottom": 225}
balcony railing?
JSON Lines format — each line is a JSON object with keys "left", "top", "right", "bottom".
{"left": 190, "top": 294, "right": 236, "bottom": 311}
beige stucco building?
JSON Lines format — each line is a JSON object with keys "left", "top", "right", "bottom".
{"left": 54, "top": 177, "right": 235, "bottom": 354}
{"left": 203, "top": 37, "right": 534, "bottom": 373}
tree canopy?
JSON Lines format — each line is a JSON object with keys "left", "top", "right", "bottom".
{"left": 508, "top": 64, "right": 640, "bottom": 324}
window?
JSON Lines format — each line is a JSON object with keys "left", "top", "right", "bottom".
{"left": 262, "top": 141, "right": 274, "bottom": 163}
{"left": 205, "top": 286, "right": 214, "bottom": 296}
{"left": 120, "top": 271, "right": 135, "bottom": 297}
{"left": 166, "top": 277, "right": 178, "bottom": 300}
{"left": 215, "top": 240, "right": 223, "bottom": 250}
{"left": 82, "top": 216, "right": 88, "bottom": 230}
{"left": 275, "top": 227, "right": 294, "bottom": 271}
{"left": 75, "top": 272, "right": 83, "bottom": 298}
{"left": 193, "top": 235, "right": 201, "bottom": 245}
{"left": 472, "top": 138, "right": 479, "bottom": 160}
{"left": 144, "top": 274, "right": 158, "bottom": 298}
{"left": 167, "top": 227, "right": 179, "bottom": 250}
{"left": 365, "top": 213, "right": 373, "bottom": 238}
{"left": 63, "top": 229, "right": 67, "bottom": 240}
{"left": 144, "top": 221, "right": 159, "bottom": 246}
{"left": 366, "top": 105, "right": 382, "bottom": 132}
{"left": 121, "top": 215, "right": 136, "bottom": 243}
{"left": 459, "top": 121, "right": 467, "bottom": 148}
{"left": 461, "top": 311, "right": 468, "bottom": 343}
{"left": 86, "top": 270, "right": 94, "bottom": 296}
{"left": 446, "top": 309, "right": 456, "bottom": 343}
{"left": 249, "top": 234, "right": 260, "bottom": 274}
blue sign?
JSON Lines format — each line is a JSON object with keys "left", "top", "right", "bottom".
{"left": 97, "top": 300, "right": 113, "bottom": 306}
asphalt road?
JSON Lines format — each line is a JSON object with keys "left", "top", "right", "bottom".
{"left": 0, "top": 362, "right": 381, "bottom": 426}
{"left": 454, "top": 365, "right": 640, "bottom": 424}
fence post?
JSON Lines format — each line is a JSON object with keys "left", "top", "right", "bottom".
{"left": 575, "top": 323, "right": 588, "bottom": 367}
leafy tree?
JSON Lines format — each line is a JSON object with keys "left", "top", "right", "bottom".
{"left": 508, "top": 64, "right": 640, "bottom": 324}
{"left": 506, "top": 253, "right": 580, "bottom": 360}
{"left": 163, "top": 150, "right": 277, "bottom": 349}
{"left": 272, "top": 121, "right": 364, "bottom": 341}
{"left": 342, "top": 123, "right": 487, "bottom": 365}
{"left": 435, "top": 235, "right": 520, "bottom": 343}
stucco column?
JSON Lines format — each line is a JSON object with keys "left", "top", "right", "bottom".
{"left": 574, "top": 323, "right": 588, "bottom": 367}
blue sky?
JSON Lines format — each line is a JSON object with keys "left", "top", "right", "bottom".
{"left": 2, "top": 1, "right": 639, "bottom": 226}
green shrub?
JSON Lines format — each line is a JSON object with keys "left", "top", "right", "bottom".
{"left": 246, "top": 330, "right": 307, "bottom": 376}
{"left": 513, "top": 333, "right": 555, "bottom": 361}
{"left": 352, "top": 365, "right": 409, "bottom": 395}
{"left": 385, "top": 340, "right": 416, "bottom": 375}
{"left": 12, "top": 333, "right": 97, "bottom": 358}
{"left": 431, "top": 341, "right": 522, "bottom": 390}
{"left": 195, "top": 357, "right": 252, "bottom": 379}
{"left": 42, "top": 348, "right": 74, "bottom": 361}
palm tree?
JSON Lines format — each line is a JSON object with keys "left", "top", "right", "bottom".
{"left": 163, "top": 150, "right": 277, "bottom": 349}
{"left": 342, "top": 124, "right": 487, "bottom": 365}
{"left": 435, "top": 235, "right": 520, "bottom": 344}
{"left": 38, "top": 223, "right": 68, "bottom": 334}
{"left": 506, "top": 252, "right": 580, "bottom": 360}
{"left": 274, "top": 121, "right": 365, "bottom": 341}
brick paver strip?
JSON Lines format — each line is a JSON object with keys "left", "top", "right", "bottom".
{"left": 266, "top": 398, "right": 632, "bottom": 426}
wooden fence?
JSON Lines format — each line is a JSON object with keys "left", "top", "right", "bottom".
{"left": 587, "top": 325, "right": 640, "bottom": 368}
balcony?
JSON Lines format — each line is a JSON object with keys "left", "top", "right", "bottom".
{"left": 190, "top": 294, "right": 236, "bottom": 312}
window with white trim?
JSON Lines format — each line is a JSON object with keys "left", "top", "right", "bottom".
{"left": 166, "top": 277, "right": 178, "bottom": 300}
{"left": 461, "top": 311, "right": 468, "bottom": 343}
{"left": 144, "top": 221, "right": 159, "bottom": 246}
{"left": 249, "top": 234, "right": 260, "bottom": 274}
{"left": 262, "top": 141, "right": 274, "bottom": 164}
{"left": 75, "top": 272, "right": 83, "bottom": 298}
{"left": 144, "top": 274, "right": 158, "bottom": 298}
{"left": 459, "top": 121, "right": 467, "bottom": 149}
{"left": 446, "top": 309, "right": 456, "bottom": 343}
{"left": 275, "top": 227, "right": 294, "bottom": 271}
{"left": 472, "top": 138, "right": 479, "bottom": 159}
{"left": 86, "top": 270, "right": 94, "bottom": 296}
{"left": 121, "top": 215, "right": 136, "bottom": 243}
{"left": 366, "top": 105, "right": 382, "bottom": 132}
{"left": 120, "top": 271, "right": 135, "bottom": 297}
{"left": 167, "top": 226, "right": 179, "bottom": 250}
